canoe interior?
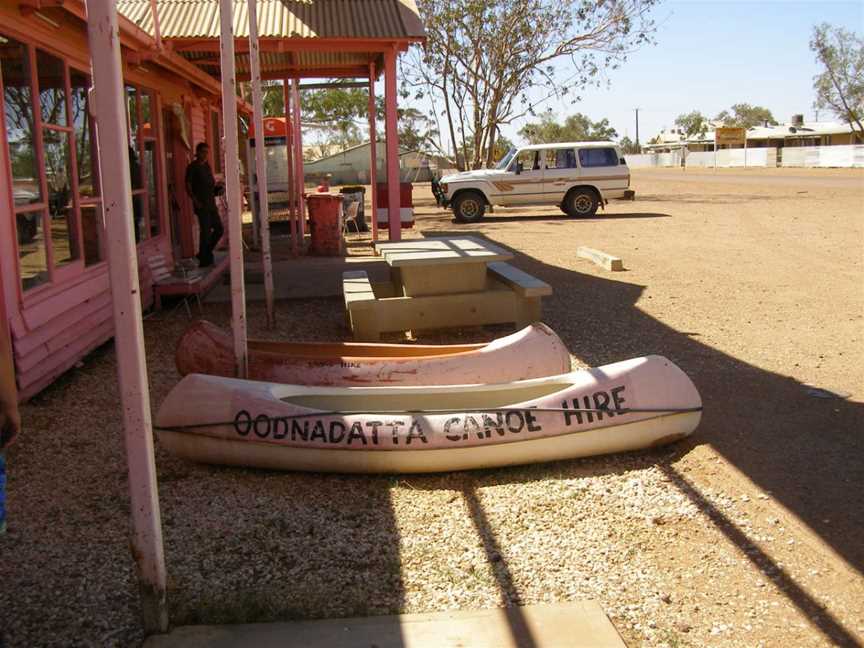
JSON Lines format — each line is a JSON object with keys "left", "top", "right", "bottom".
{"left": 248, "top": 338, "right": 486, "bottom": 360}
{"left": 281, "top": 381, "right": 573, "bottom": 411}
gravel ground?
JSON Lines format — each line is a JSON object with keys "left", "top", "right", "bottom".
{"left": 1, "top": 168, "right": 862, "bottom": 647}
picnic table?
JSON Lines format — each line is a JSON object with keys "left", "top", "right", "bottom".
{"left": 343, "top": 236, "right": 552, "bottom": 341}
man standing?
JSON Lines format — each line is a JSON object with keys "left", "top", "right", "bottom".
{"left": 185, "top": 142, "right": 224, "bottom": 268}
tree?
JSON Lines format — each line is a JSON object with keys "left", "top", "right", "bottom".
{"left": 811, "top": 23, "right": 864, "bottom": 140}
{"left": 618, "top": 136, "right": 640, "bottom": 154}
{"left": 406, "top": 0, "right": 657, "bottom": 169}
{"left": 715, "top": 103, "right": 777, "bottom": 129}
{"left": 397, "top": 107, "right": 440, "bottom": 151}
{"left": 674, "top": 111, "right": 710, "bottom": 139}
{"left": 518, "top": 113, "right": 618, "bottom": 144}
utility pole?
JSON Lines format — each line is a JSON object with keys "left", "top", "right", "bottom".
{"left": 635, "top": 108, "right": 640, "bottom": 152}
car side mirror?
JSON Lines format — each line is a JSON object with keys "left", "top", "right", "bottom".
{"left": 514, "top": 161, "right": 523, "bottom": 175}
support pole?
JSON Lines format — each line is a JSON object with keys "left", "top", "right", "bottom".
{"left": 292, "top": 78, "right": 305, "bottom": 242}
{"left": 84, "top": 0, "right": 167, "bottom": 632}
{"left": 384, "top": 47, "right": 400, "bottom": 241}
{"left": 218, "top": 0, "right": 248, "bottom": 377}
{"left": 247, "top": 0, "right": 274, "bottom": 327}
{"left": 246, "top": 141, "right": 258, "bottom": 249}
{"left": 368, "top": 63, "right": 378, "bottom": 241}
{"left": 284, "top": 80, "right": 298, "bottom": 256}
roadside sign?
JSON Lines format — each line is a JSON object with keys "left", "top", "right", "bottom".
{"left": 715, "top": 127, "right": 746, "bottom": 146}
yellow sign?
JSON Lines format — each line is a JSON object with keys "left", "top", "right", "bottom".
{"left": 715, "top": 127, "right": 746, "bottom": 146}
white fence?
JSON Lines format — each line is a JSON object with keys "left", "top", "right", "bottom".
{"left": 625, "top": 151, "right": 684, "bottom": 168}
{"left": 781, "top": 145, "right": 864, "bottom": 168}
{"left": 685, "top": 148, "right": 777, "bottom": 168}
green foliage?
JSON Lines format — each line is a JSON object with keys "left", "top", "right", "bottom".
{"left": 811, "top": 23, "right": 864, "bottom": 139}
{"left": 407, "top": 0, "right": 657, "bottom": 169}
{"left": 674, "top": 111, "right": 710, "bottom": 139}
{"left": 715, "top": 103, "right": 777, "bottom": 129}
{"left": 518, "top": 113, "right": 618, "bottom": 144}
{"left": 618, "top": 136, "right": 640, "bottom": 154}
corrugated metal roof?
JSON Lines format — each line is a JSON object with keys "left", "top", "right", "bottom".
{"left": 117, "top": 0, "right": 425, "bottom": 40}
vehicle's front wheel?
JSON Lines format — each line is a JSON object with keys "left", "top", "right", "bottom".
{"left": 452, "top": 191, "right": 486, "bottom": 223}
{"left": 563, "top": 188, "right": 599, "bottom": 218}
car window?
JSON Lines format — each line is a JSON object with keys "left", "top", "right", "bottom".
{"left": 578, "top": 147, "right": 619, "bottom": 168}
{"left": 545, "top": 148, "right": 577, "bottom": 169}
{"left": 511, "top": 149, "right": 541, "bottom": 172}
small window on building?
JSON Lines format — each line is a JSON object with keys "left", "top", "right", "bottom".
{"left": 578, "top": 147, "right": 619, "bottom": 168}
{"left": 37, "top": 50, "right": 67, "bottom": 127}
{"left": 71, "top": 70, "right": 98, "bottom": 198}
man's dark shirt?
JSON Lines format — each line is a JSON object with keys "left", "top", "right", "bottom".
{"left": 185, "top": 159, "right": 216, "bottom": 209}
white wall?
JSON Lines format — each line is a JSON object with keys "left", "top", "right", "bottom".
{"left": 624, "top": 151, "right": 684, "bottom": 168}
{"left": 781, "top": 145, "right": 864, "bottom": 168}
{"left": 685, "top": 148, "right": 777, "bottom": 168}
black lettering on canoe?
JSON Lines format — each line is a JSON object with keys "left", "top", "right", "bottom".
{"left": 592, "top": 391, "right": 612, "bottom": 420}
{"left": 234, "top": 410, "right": 252, "bottom": 436}
{"left": 387, "top": 420, "right": 405, "bottom": 445}
{"left": 464, "top": 415, "right": 484, "bottom": 440}
{"left": 254, "top": 414, "right": 271, "bottom": 438}
{"left": 365, "top": 421, "right": 382, "bottom": 445}
{"left": 582, "top": 395, "right": 595, "bottom": 423}
{"left": 329, "top": 421, "right": 346, "bottom": 444}
{"left": 561, "top": 400, "right": 583, "bottom": 426}
{"left": 482, "top": 413, "right": 505, "bottom": 438}
{"left": 611, "top": 385, "right": 627, "bottom": 412}
{"left": 406, "top": 421, "right": 428, "bottom": 444}
{"left": 444, "top": 417, "right": 462, "bottom": 442}
{"left": 291, "top": 419, "right": 308, "bottom": 442}
{"left": 309, "top": 420, "right": 326, "bottom": 443}
{"left": 506, "top": 410, "right": 525, "bottom": 433}
{"left": 524, "top": 408, "right": 542, "bottom": 432}
{"left": 273, "top": 416, "right": 289, "bottom": 439}
{"left": 346, "top": 422, "right": 367, "bottom": 446}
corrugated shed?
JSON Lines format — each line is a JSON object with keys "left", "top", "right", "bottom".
{"left": 117, "top": 0, "right": 425, "bottom": 40}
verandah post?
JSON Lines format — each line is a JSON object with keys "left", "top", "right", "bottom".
{"left": 283, "top": 79, "right": 299, "bottom": 255}
{"left": 247, "top": 0, "right": 275, "bottom": 327}
{"left": 384, "top": 47, "right": 400, "bottom": 241}
{"left": 368, "top": 62, "right": 378, "bottom": 241}
{"left": 292, "top": 78, "right": 305, "bottom": 242}
{"left": 218, "top": 0, "right": 249, "bottom": 377}
{"left": 84, "top": 0, "right": 167, "bottom": 632}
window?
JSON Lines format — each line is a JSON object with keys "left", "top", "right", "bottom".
{"left": 545, "top": 148, "right": 577, "bottom": 169}
{"left": 126, "top": 84, "right": 162, "bottom": 240}
{"left": 209, "top": 109, "right": 222, "bottom": 173}
{"left": 71, "top": 69, "right": 102, "bottom": 265}
{"left": 577, "top": 147, "right": 619, "bottom": 168}
{"left": 510, "top": 149, "right": 540, "bottom": 172}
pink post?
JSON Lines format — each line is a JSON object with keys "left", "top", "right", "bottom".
{"left": 292, "top": 78, "right": 305, "bottom": 242}
{"left": 84, "top": 0, "right": 167, "bottom": 631}
{"left": 384, "top": 47, "right": 400, "bottom": 241}
{"left": 219, "top": 0, "right": 249, "bottom": 377}
{"left": 247, "top": 0, "right": 274, "bottom": 327}
{"left": 368, "top": 62, "right": 378, "bottom": 241}
{"left": 283, "top": 80, "right": 298, "bottom": 255}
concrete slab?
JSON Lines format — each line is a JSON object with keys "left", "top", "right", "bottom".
{"left": 205, "top": 255, "right": 390, "bottom": 302}
{"left": 576, "top": 247, "right": 624, "bottom": 272}
{"left": 144, "top": 602, "right": 626, "bottom": 648}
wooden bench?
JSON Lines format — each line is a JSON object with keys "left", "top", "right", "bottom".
{"left": 487, "top": 262, "right": 551, "bottom": 327}
{"left": 343, "top": 263, "right": 552, "bottom": 341}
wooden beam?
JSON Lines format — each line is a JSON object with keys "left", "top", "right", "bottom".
{"left": 383, "top": 47, "right": 400, "bottom": 241}
{"left": 576, "top": 246, "right": 624, "bottom": 272}
{"left": 368, "top": 63, "right": 378, "bottom": 241}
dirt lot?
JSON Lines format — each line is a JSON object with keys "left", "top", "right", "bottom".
{"left": 1, "top": 168, "right": 862, "bottom": 647}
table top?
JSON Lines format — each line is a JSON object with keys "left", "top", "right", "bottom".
{"left": 374, "top": 236, "right": 513, "bottom": 268}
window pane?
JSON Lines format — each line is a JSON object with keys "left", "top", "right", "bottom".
{"left": 132, "top": 192, "right": 145, "bottom": 243}
{"left": 140, "top": 90, "right": 151, "bottom": 132}
{"left": 44, "top": 129, "right": 79, "bottom": 267}
{"left": 71, "top": 70, "right": 98, "bottom": 197}
{"left": 144, "top": 140, "right": 160, "bottom": 237}
{"left": 126, "top": 85, "right": 138, "bottom": 136}
{"left": 210, "top": 110, "right": 222, "bottom": 173}
{"left": 36, "top": 49, "right": 67, "bottom": 126}
{"left": 578, "top": 148, "right": 618, "bottom": 168}
{"left": 1, "top": 35, "right": 42, "bottom": 205}
{"left": 81, "top": 203, "right": 103, "bottom": 266}
{"left": 17, "top": 210, "right": 48, "bottom": 290}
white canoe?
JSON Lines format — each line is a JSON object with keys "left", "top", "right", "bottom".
{"left": 175, "top": 320, "right": 571, "bottom": 386}
{"left": 155, "top": 355, "right": 702, "bottom": 474}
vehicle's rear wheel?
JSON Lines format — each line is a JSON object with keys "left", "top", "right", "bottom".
{"left": 452, "top": 191, "right": 486, "bottom": 223}
{"left": 563, "top": 188, "right": 599, "bottom": 218}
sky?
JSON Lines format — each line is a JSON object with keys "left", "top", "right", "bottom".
{"left": 414, "top": 0, "right": 864, "bottom": 150}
